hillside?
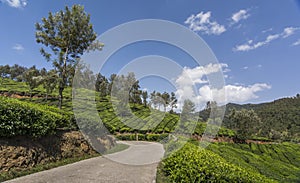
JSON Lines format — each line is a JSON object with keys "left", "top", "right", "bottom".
{"left": 0, "top": 78, "right": 236, "bottom": 139}
{"left": 200, "top": 96, "right": 300, "bottom": 142}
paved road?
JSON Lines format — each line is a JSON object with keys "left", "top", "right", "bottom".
{"left": 5, "top": 141, "right": 165, "bottom": 183}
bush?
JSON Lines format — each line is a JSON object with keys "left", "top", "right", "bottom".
{"left": 161, "top": 143, "right": 275, "bottom": 182}
{"left": 0, "top": 97, "right": 70, "bottom": 137}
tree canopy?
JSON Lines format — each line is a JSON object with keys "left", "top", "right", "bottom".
{"left": 35, "top": 5, "right": 102, "bottom": 108}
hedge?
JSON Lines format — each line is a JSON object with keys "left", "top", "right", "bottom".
{"left": 0, "top": 97, "right": 72, "bottom": 137}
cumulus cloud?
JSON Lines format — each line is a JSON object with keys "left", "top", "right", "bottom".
{"left": 184, "top": 11, "right": 226, "bottom": 35}
{"left": 174, "top": 63, "right": 270, "bottom": 110}
{"left": 198, "top": 83, "right": 271, "bottom": 104}
{"left": 292, "top": 39, "right": 300, "bottom": 46}
{"left": 234, "top": 26, "right": 300, "bottom": 52}
{"left": 231, "top": 9, "right": 250, "bottom": 24}
{"left": 1, "top": 0, "right": 27, "bottom": 8}
{"left": 175, "top": 63, "right": 227, "bottom": 106}
{"left": 12, "top": 43, "right": 24, "bottom": 51}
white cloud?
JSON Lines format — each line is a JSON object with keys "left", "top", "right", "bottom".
{"left": 262, "top": 28, "right": 273, "bottom": 33}
{"left": 176, "top": 63, "right": 228, "bottom": 86}
{"left": 282, "top": 27, "right": 300, "bottom": 38}
{"left": 175, "top": 63, "right": 227, "bottom": 105}
{"left": 242, "top": 66, "right": 248, "bottom": 70}
{"left": 231, "top": 9, "right": 250, "bottom": 24}
{"left": 12, "top": 43, "right": 24, "bottom": 51}
{"left": 184, "top": 11, "right": 226, "bottom": 35}
{"left": 1, "top": 0, "right": 27, "bottom": 8}
{"left": 198, "top": 83, "right": 271, "bottom": 104}
{"left": 174, "top": 64, "right": 270, "bottom": 110}
{"left": 234, "top": 34, "right": 280, "bottom": 51}
{"left": 234, "top": 26, "right": 300, "bottom": 52}
{"left": 292, "top": 39, "right": 300, "bottom": 46}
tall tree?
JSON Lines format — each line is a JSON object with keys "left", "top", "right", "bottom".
{"left": 178, "top": 99, "right": 196, "bottom": 134}
{"left": 169, "top": 92, "right": 177, "bottom": 113}
{"left": 95, "top": 73, "right": 109, "bottom": 97}
{"left": 181, "top": 99, "right": 196, "bottom": 122}
{"left": 141, "top": 90, "right": 148, "bottom": 106}
{"left": 42, "top": 69, "right": 58, "bottom": 101}
{"left": 0, "top": 65, "right": 10, "bottom": 87}
{"left": 35, "top": 5, "right": 102, "bottom": 109}
{"left": 23, "top": 66, "right": 42, "bottom": 99}
{"left": 108, "top": 74, "right": 117, "bottom": 94}
{"left": 161, "top": 92, "right": 170, "bottom": 106}
{"left": 10, "top": 64, "right": 27, "bottom": 81}
{"left": 228, "top": 109, "right": 261, "bottom": 142}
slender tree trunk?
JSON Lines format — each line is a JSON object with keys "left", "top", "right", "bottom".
{"left": 58, "top": 47, "right": 68, "bottom": 109}
{"left": 58, "top": 86, "right": 63, "bottom": 109}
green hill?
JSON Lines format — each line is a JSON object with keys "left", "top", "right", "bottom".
{"left": 200, "top": 96, "right": 300, "bottom": 142}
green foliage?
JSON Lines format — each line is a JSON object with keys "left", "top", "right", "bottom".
{"left": 0, "top": 97, "right": 72, "bottom": 137}
{"left": 22, "top": 66, "right": 42, "bottom": 98}
{"left": 41, "top": 69, "right": 58, "bottom": 100}
{"left": 228, "top": 109, "right": 261, "bottom": 141}
{"left": 160, "top": 143, "right": 275, "bottom": 182}
{"left": 207, "top": 142, "right": 300, "bottom": 182}
{"left": 216, "top": 96, "right": 300, "bottom": 141}
{"left": 35, "top": 5, "right": 102, "bottom": 108}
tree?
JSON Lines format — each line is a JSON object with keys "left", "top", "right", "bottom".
{"left": 108, "top": 74, "right": 117, "bottom": 94}
{"left": 23, "top": 66, "right": 42, "bottom": 99}
{"left": 95, "top": 73, "right": 109, "bottom": 97}
{"left": 169, "top": 92, "right": 177, "bottom": 113}
{"left": 178, "top": 99, "right": 196, "bottom": 134}
{"left": 181, "top": 99, "right": 196, "bottom": 122}
{"left": 42, "top": 69, "right": 58, "bottom": 101}
{"left": 141, "top": 90, "right": 148, "bottom": 106}
{"left": 126, "top": 72, "right": 141, "bottom": 105}
{"left": 10, "top": 64, "right": 27, "bottom": 81}
{"left": 35, "top": 5, "right": 102, "bottom": 109}
{"left": 228, "top": 109, "right": 261, "bottom": 142}
{"left": 161, "top": 92, "right": 170, "bottom": 106}
{"left": 0, "top": 65, "right": 11, "bottom": 86}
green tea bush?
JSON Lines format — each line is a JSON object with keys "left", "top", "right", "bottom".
{"left": 0, "top": 97, "right": 70, "bottom": 137}
{"left": 161, "top": 143, "right": 275, "bottom": 183}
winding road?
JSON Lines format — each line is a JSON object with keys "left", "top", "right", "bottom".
{"left": 4, "top": 141, "right": 165, "bottom": 183}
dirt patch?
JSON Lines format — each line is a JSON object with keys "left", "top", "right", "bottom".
{"left": 0, "top": 131, "right": 115, "bottom": 173}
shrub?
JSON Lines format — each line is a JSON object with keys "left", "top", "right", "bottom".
{"left": 0, "top": 97, "right": 70, "bottom": 137}
{"left": 161, "top": 143, "right": 275, "bottom": 182}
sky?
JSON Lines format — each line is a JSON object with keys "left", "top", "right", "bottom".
{"left": 1, "top": 0, "right": 300, "bottom": 109}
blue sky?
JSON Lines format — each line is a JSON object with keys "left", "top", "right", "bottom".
{"left": 1, "top": 0, "right": 300, "bottom": 107}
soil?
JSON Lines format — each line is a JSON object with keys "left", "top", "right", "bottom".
{"left": 0, "top": 131, "right": 115, "bottom": 173}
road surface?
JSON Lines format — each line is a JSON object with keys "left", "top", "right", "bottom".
{"left": 4, "top": 141, "right": 165, "bottom": 183}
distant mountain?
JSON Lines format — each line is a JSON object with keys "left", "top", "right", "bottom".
{"left": 199, "top": 95, "right": 300, "bottom": 141}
